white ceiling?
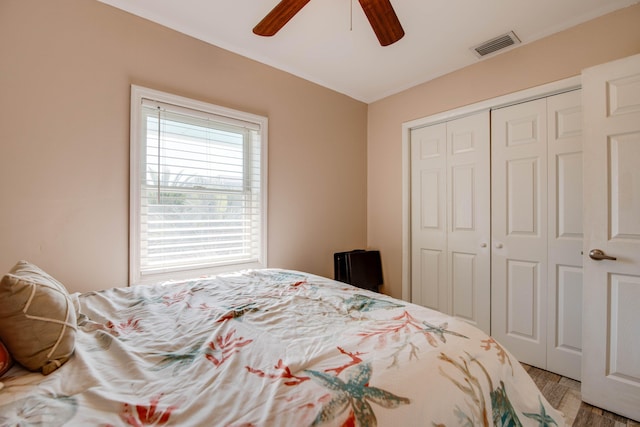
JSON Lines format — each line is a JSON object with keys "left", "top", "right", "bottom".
{"left": 98, "top": 0, "right": 639, "bottom": 103}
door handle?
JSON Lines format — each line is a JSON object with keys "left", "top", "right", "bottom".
{"left": 588, "top": 249, "right": 617, "bottom": 261}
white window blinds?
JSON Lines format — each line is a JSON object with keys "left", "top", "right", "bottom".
{"left": 130, "top": 86, "right": 267, "bottom": 283}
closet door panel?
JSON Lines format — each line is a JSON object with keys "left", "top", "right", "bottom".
{"left": 556, "top": 152, "right": 583, "bottom": 237}
{"left": 447, "top": 112, "right": 491, "bottom": 333}
{"left": 420, "top": 170, "right": 441, "bottom": 228}
{"left": 506, "top": 259, "right": 540, "bottom": 339}
{"left": 451, "top": 165, "right": 475, "bottom": 230}
{"left": 547, "top": 90, "right": 583, "bottom": 380}
{"left": 491, "top": 98, "right": 548, "bottom": 368}
{"left": 417, "top": 249, "right": 443, "bottom": 309}
{"left": 410, "top": 111, "right": 490, "bottom": 334}
{"left": 556, "top": 265, "right": 583, "bottom": 350}
{"left": 451, "top": 251, "right": 476, "bottom": 322}
{"left": 411, "top": 124, "right": 448, "bottom": 312}
{"left": 507, "top": 158, "right": 540, "bottom": 235}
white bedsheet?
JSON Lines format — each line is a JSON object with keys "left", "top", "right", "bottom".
{"left": 0, "top": 269, "right": 564, "bottom": 426}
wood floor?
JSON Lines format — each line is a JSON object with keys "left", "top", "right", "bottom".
{"left": 521, "top": 364, "right": 639, "bottom": 426}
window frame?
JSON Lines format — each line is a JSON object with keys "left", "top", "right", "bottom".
{"left": 129, "top": 85, "right": 268, "bottom": 285}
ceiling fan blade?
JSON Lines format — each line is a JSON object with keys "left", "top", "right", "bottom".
{"left": 358, "top": 0, "right": 404, "bottom": 46}
{"left": 253, "top": 0, "right": 312, "bottom": 37}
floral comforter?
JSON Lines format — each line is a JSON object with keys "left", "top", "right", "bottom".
{"left": 0, "top": 269, "right": 564, "bottom": 426}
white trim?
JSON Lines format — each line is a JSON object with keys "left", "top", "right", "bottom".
{"left": 129, "top": 85, "right": 268, "bottom": 285}
{"left": 400, "top": 75, "right": 581, "bottom": 301}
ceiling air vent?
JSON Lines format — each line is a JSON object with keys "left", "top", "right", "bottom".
{"left": 471, "top": 31, "right": 520, "bottom": 58}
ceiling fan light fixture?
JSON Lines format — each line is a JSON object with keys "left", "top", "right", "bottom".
{"left": 471, "top": 31, "right": 521, "bottom": 58}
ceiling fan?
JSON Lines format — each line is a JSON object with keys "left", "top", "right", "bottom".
{"left": 253, "top": 0, "right": 405, "bottom": 47}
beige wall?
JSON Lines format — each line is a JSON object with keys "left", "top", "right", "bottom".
{"left": 0, "top": 0, "right": 368, "bottom": 292}
{"left": 368, "top": 4, "right": 640, "bottom": 298}
{"left": 3, "top": 1, "right": 639, "bottom": 297}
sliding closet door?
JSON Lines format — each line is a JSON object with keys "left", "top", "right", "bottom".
{"left": 491, "top": 99, "right": 548, "bottom": 368}
{"left": 546, "top": 90, "right": 583, "bottom": 381}
{"left": 410, "top": 111, "right": 490, "bottom": 334}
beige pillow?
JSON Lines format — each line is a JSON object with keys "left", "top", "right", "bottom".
{"left": 0, "top": 261, "right": 76, "bottom": 375}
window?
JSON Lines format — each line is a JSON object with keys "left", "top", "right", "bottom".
{"left": 130, "top": 86, "right": 267, "bottom": 284}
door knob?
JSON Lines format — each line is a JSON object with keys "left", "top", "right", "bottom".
{"left": 588, "top": 249, "right": 617, "bottom": 261}
{"left": 495, "top": 243, "right": 503, "bottom": 249}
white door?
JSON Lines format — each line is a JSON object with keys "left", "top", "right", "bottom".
{"left": 410, "top": 111, "right": 491, "bottom": 333}
{"left": 411, "top": 122, "right": 448, "bottom": 313}
{"left": 491, "top": 98, "right": 549, "bottom": 368}
{"left": 582, "top": 53, "right": 640, "bottom": 421}
{"left": 546, "top": 90, "right": 583, "bottom": 381}
{"left": 492, "top": 92, "right": 584, "bottom": 378}
{"left": 446, "top": 113, "right": 491, "bottom": 333}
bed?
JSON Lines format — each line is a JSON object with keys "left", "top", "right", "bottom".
{"left": 0, "top": 263, "right": 564, "bottom": 426}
